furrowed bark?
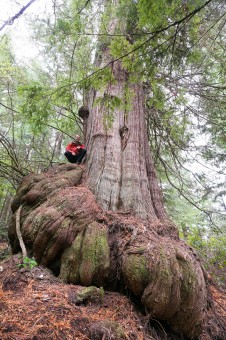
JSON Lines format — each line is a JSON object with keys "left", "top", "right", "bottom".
{"left": 85, "top": 56, "right": 168, "bottom": 222}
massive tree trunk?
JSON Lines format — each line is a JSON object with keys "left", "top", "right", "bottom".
{"left": 8, "top": 58, "right": 209, "bottom": 339}
{"left": 85, "top": 58, "right": 167, "bottom": 222}
{"left": 81, "top": 49, "right": 207, "bottom": 337}
{"left": 9, "top": 31, "right": 209, "bottom": 340}
{"left": 6, "top": 108, "right": 210, "bottom": 336}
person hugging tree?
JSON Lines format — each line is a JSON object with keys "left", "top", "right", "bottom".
{"left": 64, "top": 135, "right": 86, "bottom": 164}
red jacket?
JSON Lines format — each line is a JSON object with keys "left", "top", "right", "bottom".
{"left": 66, "top": 142, "right": 85, "bottom": 155}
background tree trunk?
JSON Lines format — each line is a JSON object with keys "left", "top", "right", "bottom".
{"left": 0, "top": 194, "right": 13, "bottom": 227}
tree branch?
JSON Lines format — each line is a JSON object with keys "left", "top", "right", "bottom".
{"left": 77, "top": 0, "right": 91, "bottom": 15}
{"left": 159, "top": 156, "right": 222, "bottom": 232}
{"left": 71, "top": 0, "right": 214, "bottom": 37}
{"left": 49, "top": 0, "right": 214, "bottom": 95}
{"left": 0, "top": 0, "right": 37, "bottom": 32}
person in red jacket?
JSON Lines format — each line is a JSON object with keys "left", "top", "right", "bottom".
{"left": 64, "top": 135, "right": 86, "bottom": 164}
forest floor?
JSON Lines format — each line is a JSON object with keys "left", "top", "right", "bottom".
{"left": 0, "top": 243, "right": 226, "bottom": 340}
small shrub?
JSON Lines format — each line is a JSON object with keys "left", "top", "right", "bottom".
{"left": 17, "top": 257, "right": 38, "bottom": 270}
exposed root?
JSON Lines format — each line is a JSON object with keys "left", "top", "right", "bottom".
{"left": 7, "top": 165, "right": 226, "bottom": 339}
{"left": 15, "top": 205, "right": 27, "bottom": 259}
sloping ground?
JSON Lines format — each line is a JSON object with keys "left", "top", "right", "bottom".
{"left": 204, "top": 284, "right": 226, "bottom": 339}
{"left": 0, "top": 255, "right": 156, "bottom": 340}
{"left": 0, "top": 253, "right": 226, "bottom": 339}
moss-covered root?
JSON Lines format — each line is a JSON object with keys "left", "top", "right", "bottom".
{"left": 60, "top": 222, "right": 110, "bottom": 286}
{"left": 9, "top": 183, "right": 101, "bottom": 266}
{"left": 122, "top": 241, "right": 207, "bottom": 338}
{"left": 89, "top": 320, "right": 126, "bottom": 339}
{"left": 8, "top": 164, "right": 84, "bottom": 252}
{"left": 73, "top": 286, "right": 104, "bottom": 305}
{"left": 10, "top": 164, "right": 83, "bottom": 214}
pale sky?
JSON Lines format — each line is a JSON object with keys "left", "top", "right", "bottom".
{"left": 1, "top": 0, "right": 52, "bottom": 63}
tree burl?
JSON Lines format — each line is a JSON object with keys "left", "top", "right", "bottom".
{"left": 9, "top": 162, "right": 207, "bottom": 338}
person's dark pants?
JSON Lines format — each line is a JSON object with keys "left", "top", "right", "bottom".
{"left": 64, "top": 149, "right": 86, "bottom": 164}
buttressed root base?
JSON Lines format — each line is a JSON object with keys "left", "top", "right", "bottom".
{"left": 9, "top": 164, "right": 207, "bottom": 338}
